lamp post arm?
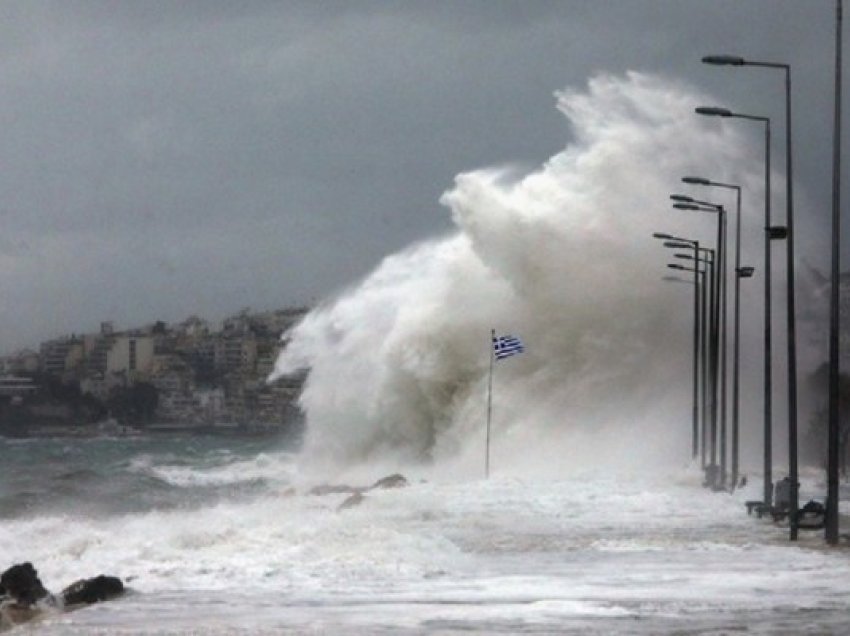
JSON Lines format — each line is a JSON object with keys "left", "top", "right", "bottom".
{"left": 733, "top": 113, "right": 770, "bottom": 124}
{"left": 743, "top": 60, "right": 790, "bottom": 71}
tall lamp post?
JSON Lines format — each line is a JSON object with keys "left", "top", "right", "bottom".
{"left": 673, "top": 195, "right": 727, "bottom": 488}
{"left": 655, "top": 232, "right": 701, "bottom": 460}
{"left": 702, "top": 53, "right": 800, "bottom": 539}
{"left": 732, "top": 262, "right": 756, "bottom": 487}
{"left": 682, "top": 177, "right": 747, "bottom": 490}
{"left": 668, "top": 259, "right": 708, "bottom": 465}
{"left": 673, "top": 246, "right": 717, "bottom": 480}
{"left": 694, "top": 248, "right": 715, "bottom": 472}
{"left": 827, "top": 0, "right": 843, "bottom": 546}
{"left": 695, "top": 106, "right": 777, "bottom": 508}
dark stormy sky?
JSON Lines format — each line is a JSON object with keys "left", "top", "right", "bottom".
{"left": 0, "top": 1, "right": 844, "bottom": 352}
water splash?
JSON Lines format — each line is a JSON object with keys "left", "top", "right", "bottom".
{"left": 271, "top": 72, "right": 760, "bottom": 478}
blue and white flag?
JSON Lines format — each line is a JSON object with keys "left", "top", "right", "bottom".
{"left": 492, "top": 333, "right": 525, "bottom": 360}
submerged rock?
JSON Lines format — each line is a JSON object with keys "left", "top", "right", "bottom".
{"left": 61, "top": 575, "right": 124, "bottom": 607}
{"left": 370, "top": 474, "right": 408, "bottom": 490}
{"left": 309, "top": 474, "right": 409, "bottom": 498}
{"left": 337, "top": 492, "right": 366, "bottom": 511}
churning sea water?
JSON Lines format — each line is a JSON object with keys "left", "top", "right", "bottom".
{"left": 2, "top": 434, "right": 850, "bottom": 635}
{"left": 0, "top": 435, "right": 294, "bottom": 520}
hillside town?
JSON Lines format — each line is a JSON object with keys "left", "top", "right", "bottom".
{"left": 0, "top": 307, "right": 309, "bottom": 436}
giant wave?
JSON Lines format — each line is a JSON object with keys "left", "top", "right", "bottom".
{"left": 270, "top": 72, "right": 768, "bottom": 479}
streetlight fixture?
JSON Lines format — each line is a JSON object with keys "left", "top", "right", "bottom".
{"left": 655, "top": 233, "right": 701, "bottom": 460}
{"left": 696, "top": 105, "right": 777, "bottom": 509}
{"left": 697, "top": 248, "right": 716, "bottom": 473}
{"left": 683, "top": 176, "right": 745, "bottom": 490}
{"left": 703, "top": 52, "right": 801, "bottom": 540}
{"left": 669, "top": 258, "right": 710, "bottom": 470}
{"left": 672, "top": 247, "right": 716, "bottom": 480}
{"left": 673, "top": 197, "right": 727, "bottom": 489}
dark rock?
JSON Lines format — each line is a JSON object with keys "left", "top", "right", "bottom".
{"left": 0, "top": 564, "right": 125, "bottom": 630}
{"left": 309, "top": 473, "right": 408, "bottom": 498}
{"left": 370, "top": 473, "right": 408, "bottom": 490}
{"left": 0, "top": 563, "right": 49, "bottom": 607}
{"left": 337, "top": 492, "right": 366, "bottom": 511}
{"left": 61, "top": 575, "right": 124, "bottom": 606}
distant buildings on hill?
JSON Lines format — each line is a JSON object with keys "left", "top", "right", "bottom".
{"left": 0, "top": 307, "right": 309, "bottom": 432}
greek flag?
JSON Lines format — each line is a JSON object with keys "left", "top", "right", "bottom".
{"left": 493, "top": 333, "right": 525, "bottom": 360}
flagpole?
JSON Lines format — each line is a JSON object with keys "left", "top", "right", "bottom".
{"left": 486, "top": 328, "right": 495, "bottom": 479}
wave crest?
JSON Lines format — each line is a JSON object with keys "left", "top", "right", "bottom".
{"left": 271, "top": 72, "right": 755, "bottom": 477}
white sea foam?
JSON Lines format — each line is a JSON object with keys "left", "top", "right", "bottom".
{"left": 270, "top": 72, "right": 769, "bottom": 479}
{"left": 128, "top": 451, "right": 298, "bottom": 488}
{"left": 5, "top": 464, "right": 850, "bottom": 634}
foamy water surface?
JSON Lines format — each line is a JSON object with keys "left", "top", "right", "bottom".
{"left": 2, "top": 435, "right": 850, "bottom": 634}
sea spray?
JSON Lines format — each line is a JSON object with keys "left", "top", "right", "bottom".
{"left": 271, "top": 72, "right": 766, "bottom": 478}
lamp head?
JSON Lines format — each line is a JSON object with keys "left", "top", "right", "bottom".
{"left": 696, "top": 106, "right": 733, "bottom": 117}
{"left": 663, "top": 241, "right": 693, "bottom": 249}
{"left": 682, "top": 176, "right": 711, "bottom": 185}
{"left": 652, "top": 232, "right": 674, "bottom": 240}
{"left": 670, "top": 194, "right": 694, "bottom": 203}
{"left": 702, "top": 54, "right": 746, "bottom": 66}
{"left": 673, "top": 203, "right": 700, "bottom": 210}
{"left": 737, "top": 266, "right": 755, "bottom": 278}
{"left": 768, "top": 226, "right": 789, "bottom": 240}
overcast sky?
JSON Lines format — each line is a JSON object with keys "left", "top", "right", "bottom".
{"left": 0, "top": 0, "right": 844, "bottom": 352}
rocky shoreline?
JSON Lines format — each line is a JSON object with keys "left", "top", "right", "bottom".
{"left": 0, "top": 563, "right": 124, "bottom": 631}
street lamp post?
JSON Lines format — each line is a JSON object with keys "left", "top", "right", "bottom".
{"left": 827, "top": 0, "right": 843, "bottom": 546}
{"left": 654, "top": 232, "right": 702, "bottom": 461}
{"left": 664, "top": 260, "right": 706, "bottom": 470}
{"left": 673, "top": 196, "right": 727, "bottom": 488}
{"left": 697, "top": 249, "right": 715, "bottom": 473}
{"left": 734, "top": 263, "right": 756, "bottom": 487}
{"left": 702, "top": 53, "right": 800, "bottom": 539}
{"left": 683, "top": 177, "right": 747, "bottom": 489}
{"left": 699, "top": 252, "right": 712, "bottom": 472}
{"left": 695, "top": 106, "right": 776, "bottom": 508}
{"left": 673, "top": 247, "right": 716, "bottom": 480}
